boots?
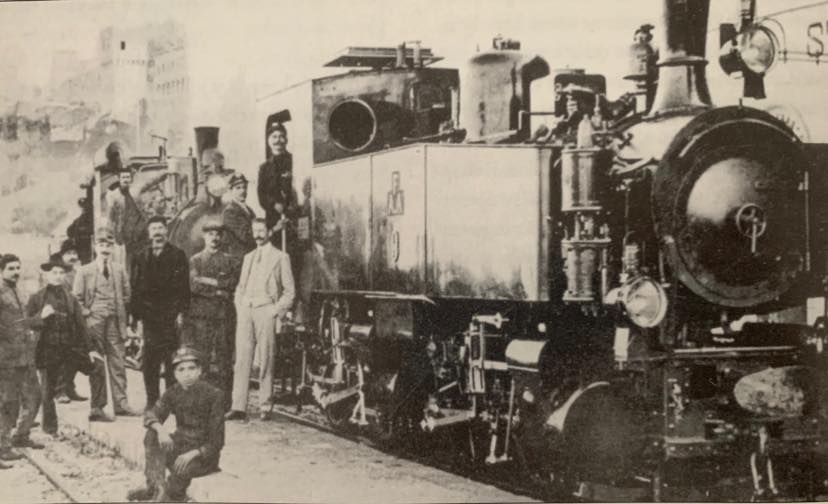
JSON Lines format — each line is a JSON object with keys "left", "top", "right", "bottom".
{"left": 0, "top": 448, "right": 24, "bottom": 461}
{"left": 126, "top": 484, "right": 169, "bottom": 502}
{"left": 126, "top": 486, "right": 156, "bottom": 502}
{"left": 11, "top": 436, "right": 45, "bottom": 449}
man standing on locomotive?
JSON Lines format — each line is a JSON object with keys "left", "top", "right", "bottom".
{"left": 74, "top": 227, "right": 139, "bottom": 417}
{"left": 257, "top": 115, "right": 294, "bottom": 251}
{"left": 127, "top": 347, "right": 224, "bottom": 502}
{"left": 106, "top": 165, "right": 147, "bottom": 270}
{"left": 186, "top": 221, "right": 240, "bottom": 410}
{"left": 130, "top": 216, "right": 190, "bottom": 409}
{"left": 221, "top": 174, "right": 256, "bottom": 257}
{"left": 67, "top": 192, "right": 94, "bottom": 265}
{"left": 225, "top": 218, "right": 294, "bottom": 422}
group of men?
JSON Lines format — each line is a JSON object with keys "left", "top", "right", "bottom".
{"left": 0, "top": 120, "right": 298, "bottom": 501}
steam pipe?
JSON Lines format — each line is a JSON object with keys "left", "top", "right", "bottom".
{"left": 649, "top": 0, "right": 713, "bottom": 116}
{"left": 412, "top": 41, "right": 422, "bottom": 68}
{"left": 395, "top": 43, "right": 407, "bottom": 68}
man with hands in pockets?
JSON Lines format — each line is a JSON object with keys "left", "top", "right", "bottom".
{"left": 225, "top": 218, "right": 294, "bottom": 422}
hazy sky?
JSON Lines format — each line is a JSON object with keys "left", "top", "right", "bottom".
{"left": 0, "top": 0, "right": 661, "bottom": 94}
{"left": 2, "top": 0, "right": 825, "bottom": 94}
{"left": 1, "top": 0, "right": 827, "bottom": 149}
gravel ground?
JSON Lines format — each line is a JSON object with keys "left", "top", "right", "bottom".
{"left": 0, "top": 452, "right": 68, "bottom": 504}
{"left": 4, "top": 427, "right": 144, "bottom": 504}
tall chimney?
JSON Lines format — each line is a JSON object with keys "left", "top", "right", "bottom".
{"left": 649, "top": 0, "right": 712, "bottom": 116}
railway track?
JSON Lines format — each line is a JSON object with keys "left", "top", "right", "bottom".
{"left": 17, "top": 449, "right": 79, "bottom": 503}
{"left": 267, "top": 396, "right": 560, "bottom": 502}
{"left": 266, "top": 393, "right": 783, "bottom": 503}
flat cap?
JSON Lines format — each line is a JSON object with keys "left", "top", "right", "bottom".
{"left": 202, "top": 220, "right": 225, "bottom": 233}
{"left": 171, "top": 346, "right": 202, "bottom": 367}
{"left": 228, "top": 174, "right": 249, "bottom": 188}
{"left": 147, "top": 215, "right": 168, "bottom": 227}
{"left": 95, "top": 227, "right": 115, "bottom": 243}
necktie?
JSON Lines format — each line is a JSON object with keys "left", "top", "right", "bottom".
{"left": 103, "top": 260, "right": 110, "bottom": 280}
{"left": 256, "top": 247, "right": 263, "bottom": 264}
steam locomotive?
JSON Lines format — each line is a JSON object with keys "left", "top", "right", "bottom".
{"left": 61, "top": 0, "right": 828, "bottom": 499}
{"left": 250, "top": 0, "right": 828, "bottom": 500}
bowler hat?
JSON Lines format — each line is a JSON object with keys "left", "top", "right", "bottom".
{"left": 228, "top": 174, "right": 249, "bottom": 188}
{"left": 41, "top": 253, "right": 70, "bottom": 272}
{"left": 171, "top": 346, "right": 202, "bottom": 367}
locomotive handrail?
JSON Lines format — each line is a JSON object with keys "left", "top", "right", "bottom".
{"left": 313, "top": 290, "right": 437, "bottom": 305}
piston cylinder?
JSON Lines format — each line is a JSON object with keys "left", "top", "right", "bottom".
{"left": 562, "top": 239, "right": 610, "bottom": 302}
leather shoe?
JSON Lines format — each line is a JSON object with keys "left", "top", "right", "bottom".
{"left": 260, "top": 410, "right": 272, "bottom": 421}
{"left": 126, "top": 485, "right": 157, "bottom": 502}
{"left": 0, "top": 460, "right": 10, "bottom": 470}
{"left": 11, "top": 437, "right": 45, "bottom": 449}
{"left": 89, "top": 410, "right": 114, "bottom": 422}
{"left": 0, "top": 449, "right": 24, "bottom": 461}
{"left": 224, "top": 410, "right": 248, "bottom": 421}
{"left": 115, "top": 407, "right": 141, "bottom": 417}
{"left": 56, "top": 393, "right": 71, "bottom": 404}
{"left": 67, "top": 391, "right": 88, "bottom": 401}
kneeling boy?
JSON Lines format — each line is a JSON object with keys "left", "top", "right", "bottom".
{"left": 128, "top": 347, "right": 225, "bottom": 502}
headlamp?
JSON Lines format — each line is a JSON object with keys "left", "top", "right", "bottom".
{"left": 620, "top": 276, "right": 668, "bottom": 328}
{"left": 206, "top": 173, "right": 228, "bottom": 198}
{"left": 738, "top": 25, "right": 777, "bottom": 75}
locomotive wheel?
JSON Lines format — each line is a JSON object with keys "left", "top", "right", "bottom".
{"left": 323, "top": 392, "right": 360, "bottom": 429}
{"left": 319, "top": 359, "right": 359, "bottom": 429}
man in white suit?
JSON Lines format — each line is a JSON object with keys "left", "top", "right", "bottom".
{"left": 225, "top": 218, "right": 294, "bottom": 421}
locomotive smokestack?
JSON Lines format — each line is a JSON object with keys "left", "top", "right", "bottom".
{"left": 649, "top": 0, "right": 712, "bottom": 116}
{"left": 194, "top": 126, "right": 219, "bottom": 171}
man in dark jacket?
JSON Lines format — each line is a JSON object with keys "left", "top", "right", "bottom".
{"left": 257, "top": 121, "right": 295, "bottom": 249}
{"left": 221, "top": 174, "right": 256, "bottom": 257}
{"left": 127, "top": 347, "right": 224, "bottom": 502}
{"left": 0, "top": 254, "right": 41, "bottom": 466}
{"left": 52, "top": 239, "right": 87, "bottom": 404}
{"left": 186, "top": 221, "right": 240, "bottom": 409}
{"left": 130, "top": 216, "right": 190, "bottom": 408}
{"left": 28, "top": 256, "right": 104, "bottom": 429}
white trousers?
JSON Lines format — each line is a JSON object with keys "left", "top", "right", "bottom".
{"left": 231, "top": 305, "right": 276, "bottom": 412}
